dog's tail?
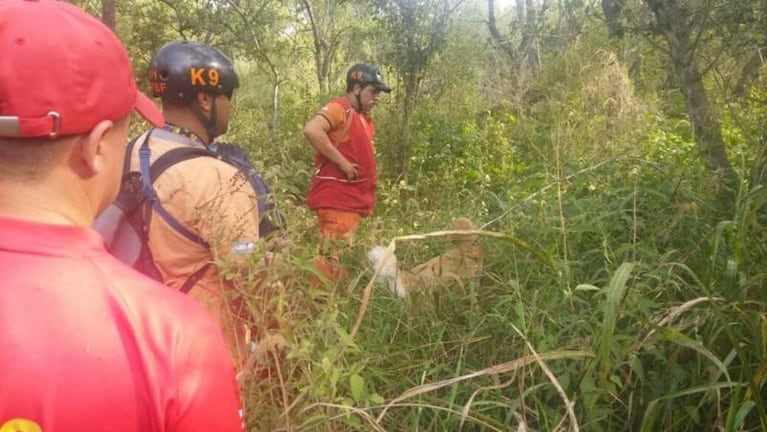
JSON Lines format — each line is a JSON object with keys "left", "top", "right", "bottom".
{"left": 367, "top": 246, "right": 407, "bottom": 298}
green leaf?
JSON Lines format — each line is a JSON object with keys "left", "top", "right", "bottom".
{"left": 656, "top": 326, "right": 731, "bottom": 382}
{"left": 598, "top": 262, "right": 634, "bottom": 387}
{"left": 641, "top": 382, "right": 744, "bottom": 432}
{"left": 350, "top": 374, "right": 365, "bottom": 403}
{"left": 734, "top": 401, "right": 756, "bottom": 430}
{"left": 368, "top": 392, "right": 385, "bottom": 404}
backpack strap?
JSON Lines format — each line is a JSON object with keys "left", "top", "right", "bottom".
{"left": 217, "top": 152, "right": 285, "bottom": 238}
{"left": 179, "top": 262, "right": 212, "bottom": 294}
{"left": 141, "top": 139, "right": 277, "bottom": 243}
{"left": 135, "top": 135, "right": 219, "bottom": 293}
{"left": 124, "top": 135, "right": 141, "bottom": 174}
{"left": 149, "top": 146, "right": 278, "bottom": 291}
{"left": 139, "top": 138, "right": 213, "bottom": 247}
{"left": 248, "top": 172, "right": 278, "bottom": 237}
{"left": 136, "top": 137, "right": 272, "bottom": 293}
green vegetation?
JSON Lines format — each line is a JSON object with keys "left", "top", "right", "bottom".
{"left": 85, "top": 0, "right": 767, "bottom": 429}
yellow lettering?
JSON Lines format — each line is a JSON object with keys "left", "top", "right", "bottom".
{"left": 190, "top": 68, "right": 205, "bottom": 86}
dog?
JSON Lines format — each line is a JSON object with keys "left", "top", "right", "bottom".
{"left": 367, "top": 218, "right": 483, "bottom": 298}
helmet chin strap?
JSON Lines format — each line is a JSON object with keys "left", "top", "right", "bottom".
{"left": 354, "top": 87, "right": 363, "bottom": 113}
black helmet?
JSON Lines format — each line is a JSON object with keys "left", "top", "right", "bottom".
{"left": 148, "top": 41, "right": 239, "bottom": 103}
{"left": 346, "top": 63, "right": 391, "bottom": 93}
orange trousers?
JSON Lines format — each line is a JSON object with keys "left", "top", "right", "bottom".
{"left": 312, "top": 209, "right": 360, "bottom": 285}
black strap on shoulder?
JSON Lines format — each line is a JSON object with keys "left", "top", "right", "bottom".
{"left": 123, "top": 135, "right": 142, "bottom": 175}
{"left": 151, "top": 147, "right": 216, "bottom": 294}
{"left": 149, "top": 146, "right": 218, "bottom": 181}
{"left": 133, "top": 137, "right": 220, "bottom": 294}
{"left": 148, "top": 148, "right": 235, "bottom": 295}
{"left": 147, "top": 146, "right": 218, "bottom": 248}
{"left": 179, "top": 263, "right": 212, "bottom": 294}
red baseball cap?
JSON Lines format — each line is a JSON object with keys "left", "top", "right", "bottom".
{"left": 0, "top": 0, "right": 164, "bottom": 138}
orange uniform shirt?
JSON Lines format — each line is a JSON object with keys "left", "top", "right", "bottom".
{"left": 129, "top": 128, "right": 261, "bottom": 368}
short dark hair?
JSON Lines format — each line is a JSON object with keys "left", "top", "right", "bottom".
{"left": 0, "top": 136, "right": 72, "bottom": 182}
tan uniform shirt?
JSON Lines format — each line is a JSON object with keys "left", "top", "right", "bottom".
{"left": 130, "top": 128, "right": 260, "bottom": 368}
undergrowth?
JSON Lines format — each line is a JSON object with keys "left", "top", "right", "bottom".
{"left": 228, "top": 44, "right": 767, "bottom": 432}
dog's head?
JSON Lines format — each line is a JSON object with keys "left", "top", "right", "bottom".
{"left": 452, "top": 217, "right": 476, "bottom": 230}
{"left": 367, "top": 246, "right": 407, "bottom": 298}
{"left": 448, "top": 217, "right": 479, "bottom": 246}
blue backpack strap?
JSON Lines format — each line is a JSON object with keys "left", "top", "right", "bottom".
{"left": 140, "top": 138, "right": 281, "bottom": 246}
{"left": 136, "top": 135, "right": 219, "bottom": 293}
{"left": 139, "top": 137, "right": 212, "bottom": 247}
{"left": 231, "top": 157, "right": 270, "bottom": 223}
{"left": 212, "top": 142, "right": 286, "bottom": 238}
{"left": 251, "top": 174, "right": 286, "bottom": 238}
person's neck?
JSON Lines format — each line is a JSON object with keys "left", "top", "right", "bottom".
{"left": 0, "top": 181, "right": 93, "bottom": 226}
{"left": 162, "top": 109, "right": 210, "bottom": 144}
{"left": 345, "top": 93, "right": 361, "bottom": 113}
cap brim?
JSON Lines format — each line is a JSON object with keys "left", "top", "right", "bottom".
{"left": 134, "top": 91, "right": 164, "bottom": 127}
{"left": 374, "top": 83, "right": 392, "bottom": 93}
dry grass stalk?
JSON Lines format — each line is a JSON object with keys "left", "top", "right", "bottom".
{"left": 297, "top": 402, "right": 387, "bottom": 432}
{"left": 510, "top": 323, "right": 580, "bottom": 432}
{"left": 640, "top": 296, "right": 722, "bottom": 347}
{"left": 375, "top": 350, "right": 591, "bottom": 423}
{"left": 460, "top": 376, "right": 516, "bottom": 429}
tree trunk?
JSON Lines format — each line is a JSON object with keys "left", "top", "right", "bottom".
{"left": 394, "top": 71, "right": 419, "bottom": 180}
{"left": 601, "top": 0, "right": 623, "bottom": 38}
{"left": 644, "top": 0, "right": 734, "bottom": 189}
{"left": 101, "top": 0, "right": 116, "bottom": 31}
{"left": 734, "top": 47, "right": 765, "bottom": 97}
{"left": 519, "top": 0, "right": 541, "bottom": 78}
{"left": 300, "top": 0, "right": 332, "bottom": 98}
{"left": 221, "top": 0, "right": 287, "bottom": 163}
{"left": 268, "top": 77, "right": 287, "bottom": 165}
{"left": 487, "top": 0, "right": 516, "bottom": 63}
{"left": 733, "top": 0, "right": 767, "bottom": 96}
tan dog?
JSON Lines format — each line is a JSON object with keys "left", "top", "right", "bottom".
{"left": 368, "top": 218, "right": 483, "bottom": 297}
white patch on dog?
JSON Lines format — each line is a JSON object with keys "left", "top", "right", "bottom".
{"left": 368, "top": 218, "right": 484, "bottom": 298}
{"left": 367, "top": 246, "right": 408, "bottom": 298}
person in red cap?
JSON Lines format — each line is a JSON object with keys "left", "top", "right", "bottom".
{"left": 304, "top": 63, "right": 391, "bottom": 283}
{"left": 0, "top": 1, "right": 244, "bottom": 431}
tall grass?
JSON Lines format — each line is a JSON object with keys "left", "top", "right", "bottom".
{"left": 232, "top": 151, "right": 766, "bottom": 431}
{"left": 228, "top": 42, "right": 767, "bottom": 431}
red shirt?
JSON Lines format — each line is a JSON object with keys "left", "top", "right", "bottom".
{"left": 307, "top": 97, "right": 378, "bottom": 215}
{"left": 0, "top": 217, "right": 244, "bottom": 432}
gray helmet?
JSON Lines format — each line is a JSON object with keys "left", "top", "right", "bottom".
{"left": 346, "top": 63, "right": 391, "bottom": 93}
{"left": 148, "top": 41, "right": 239, "bottom": 103}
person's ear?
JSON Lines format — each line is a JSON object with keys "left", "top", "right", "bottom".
{"left": 79, "top": 120, "right": 114, "bottom": 177}
{"left": 195, "top": 91, "right": 214, "bottom": 113}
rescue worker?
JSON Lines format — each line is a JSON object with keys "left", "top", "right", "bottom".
{"left": 304, "top": 63, "right": 391, "bottom": 283}
{"left": 0, "top": 1, "right": 244, "bottom": 430}
{"left": 132, "top": 40, "right": 265, "bottom": 371}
